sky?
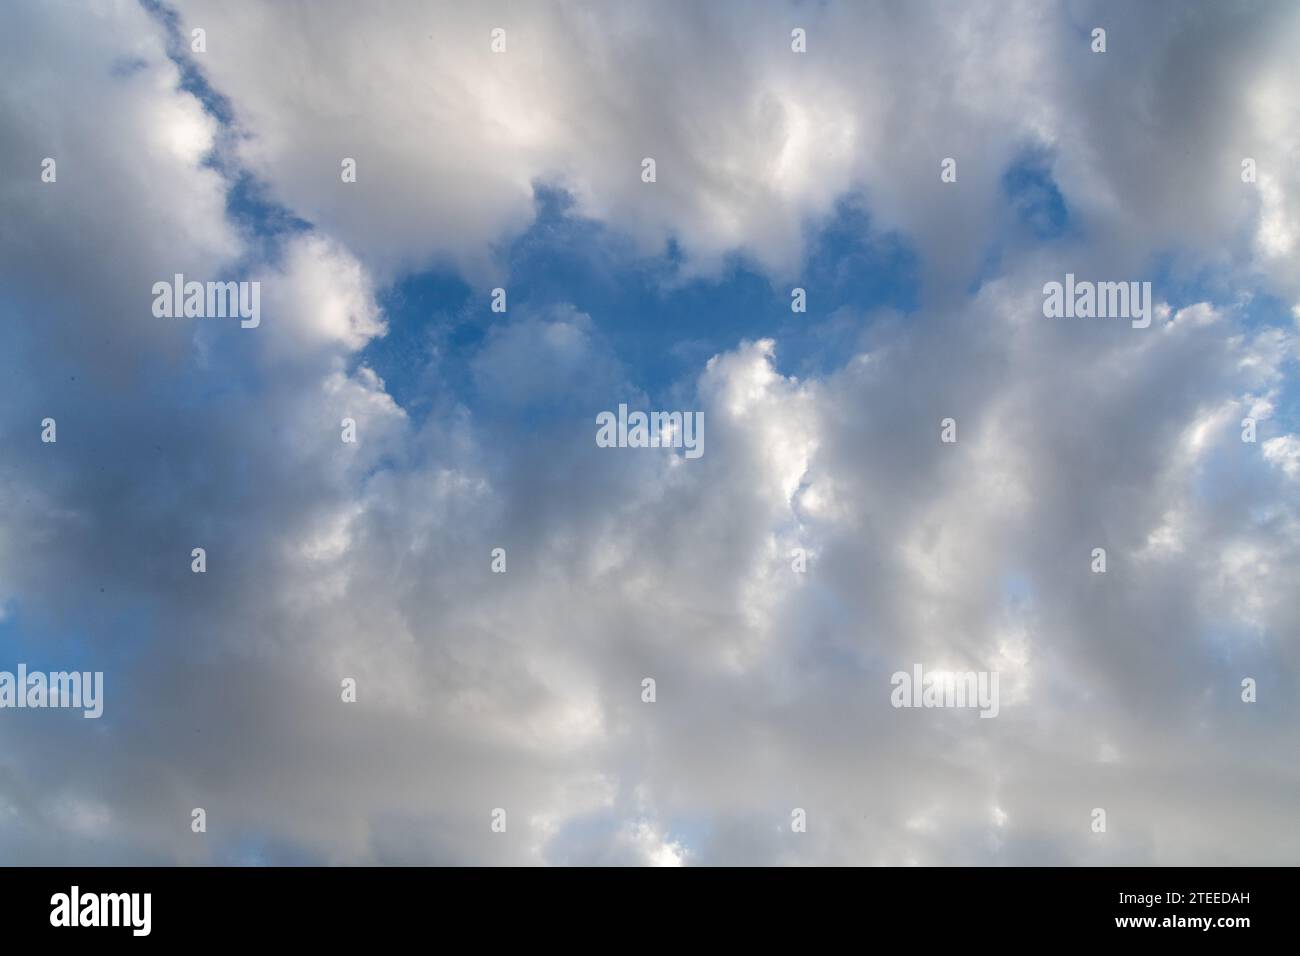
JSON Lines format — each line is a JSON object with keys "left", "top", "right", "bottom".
{"left": 0, "top": 0, "right": 1297, "bottom": 865}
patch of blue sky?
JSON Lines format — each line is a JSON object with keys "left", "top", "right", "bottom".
{"left": 1145, "top": 259, "right": 1298, "bottom": 435}
{"left": 140, "top": 0, "right": 235, "bottom": 129}
{"left": 971, "top": 148, "right": 1075, "bottom": 293}
{"left": 362, "top": 186, "right": 921, "bottom": 422}
{"left": 0, "top": 603, "right": 152, "bottom": 677}
{"left": 1002, "top": 150, "right": 1071, "bottom": 241}
{"left": 970, "top": 149, "right": 1074, "bottom": 294}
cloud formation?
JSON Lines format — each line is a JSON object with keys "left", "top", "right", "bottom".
{"left": 0, "top": 0, "right": 1296, "bottom": 865}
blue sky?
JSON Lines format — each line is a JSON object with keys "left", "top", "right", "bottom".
{"left": 364, "top": 187, "right": 924, "bottom": 420}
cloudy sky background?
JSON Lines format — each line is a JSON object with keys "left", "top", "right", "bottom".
{"left": 1, "top": 0, "right": 1297, "bottom": 865}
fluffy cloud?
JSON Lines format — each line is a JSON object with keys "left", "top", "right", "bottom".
{"left": 170, "top": 0, "right": 1300, "bottom": 301}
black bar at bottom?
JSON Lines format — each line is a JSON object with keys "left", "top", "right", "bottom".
{"left": 0, "top": 866, "right": 1285, "bottom": 942}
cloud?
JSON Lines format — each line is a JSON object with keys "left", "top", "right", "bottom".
{"left": 0, "top": 0, "right": 1296, "bottom": 866}
{"left": 169, "top": 1, "right": 1300, "bottom": 304}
